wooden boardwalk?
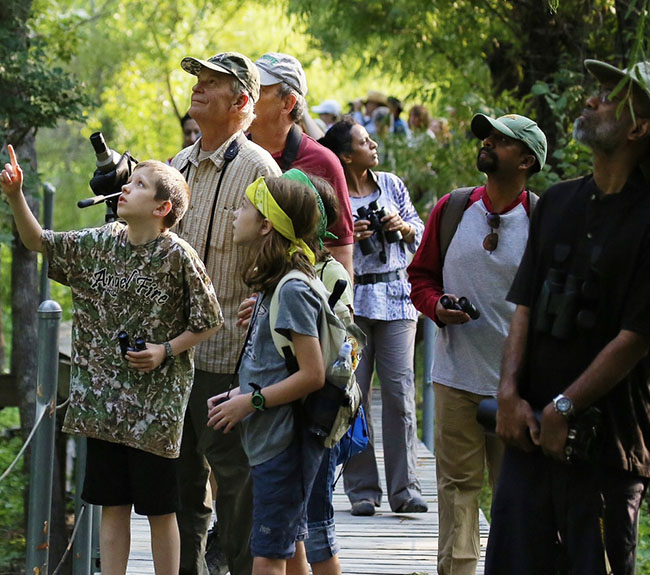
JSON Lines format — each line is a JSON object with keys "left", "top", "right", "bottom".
{"left": 127, "top": 397, "right": 489, "bottom": 574}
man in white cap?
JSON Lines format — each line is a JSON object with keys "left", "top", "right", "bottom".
{"left": 172, "top": 51, "right": 281, "bottom": 575}
{"left": 311, "top": 99, "right": 342, "bottom": 131}
{"left": 485, "top": 59, "right": 650, "bottom": 575}
{"left": 249, "top": 52, "right": 354, "bottom": 280}
{"left": 408, "top": 111, "right": 547, "bottom": 575}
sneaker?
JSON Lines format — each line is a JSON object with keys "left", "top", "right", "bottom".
{"left": 351, "top": 499, "right": 376, "bottom": 516}
{"left": 395, "top": 496, "right": 428, "bottom": 513}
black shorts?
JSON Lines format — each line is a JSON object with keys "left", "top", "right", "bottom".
{"left": 82, "top": 438, "right": 180, "bottom": 516}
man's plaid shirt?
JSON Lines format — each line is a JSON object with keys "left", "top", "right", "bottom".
{"left": 172, "top": 131, "right": 281, "bottom": 373}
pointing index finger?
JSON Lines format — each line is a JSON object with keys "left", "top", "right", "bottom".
{"left": 8, "top": 145, "right": 17, "bottom": 171}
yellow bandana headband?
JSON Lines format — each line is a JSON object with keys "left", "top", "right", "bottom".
{"left": 245, "top": 177, "right": 316, "bottom": 265}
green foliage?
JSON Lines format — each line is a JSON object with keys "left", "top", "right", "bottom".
{"left": 0, "top": 1, "right": 90, "bottom": 141}
{"left": 639, "top": 493, "right": 650, "bottom": 574}
{"left": 0, "top": 408, "right": 25, "bottom": 572}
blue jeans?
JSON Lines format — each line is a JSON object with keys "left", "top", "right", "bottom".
{"left": 305, "top": 444, "right": 341, "bottom": 563}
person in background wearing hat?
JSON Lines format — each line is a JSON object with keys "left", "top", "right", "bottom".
{"left": 351, "top": 90, "right": 389, "bottom": 136}
{"left": 312, "top": 99, "right": 342, "bottom": 131}
{"left": 485, "top": 59, "right": 650, "bottom": 575}
{"left": 248, "top": 52, "right": 354, "bottom": 280}
{"left": 408, "top": 112, "right": 547, "bottom": 575}
{"left": 171, "top": 51, "right": 281, "bottom": 575}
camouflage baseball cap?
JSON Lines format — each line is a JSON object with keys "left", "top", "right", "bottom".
{"left": 471, "top": 113, "right": 547, "bottom": 172}
{"left": 255, "top": 52, "right": 308, "bottom": 97}
{"left": 584, "top": 59, "right": 650, "bottom": 111}
{"left": 181, "top": 52, "right": 260, "bottom": 103}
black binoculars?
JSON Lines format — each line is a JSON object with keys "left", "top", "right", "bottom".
{"left": 535, "top": 268, "right": 597, "bottom": 339}
{"left": 356, "top": 201, "right": 402, "bottom": 256}
{"left": 440, "top": 295, "right": 480, "bottom": 320}
{"left": 118, "top": 331, "right": 146, "bottom": 357}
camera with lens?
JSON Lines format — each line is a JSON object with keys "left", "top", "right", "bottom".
{"left": 440, "top": 295, "right": 480, "bottom": 320}
{"left": 80, "top": 132, "right": 138, "bottom": 220}
{"left": 476, "top": 398, "right": 602, "bottom": 464}
{"left": 356, "top": 201, "right": 402, "bottom": 256}
{"left": 118, "top": 331, "right": 146, "bottom": 358}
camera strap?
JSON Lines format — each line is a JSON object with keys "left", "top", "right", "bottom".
{"left": 202, "top": 134, "right": 247, "bottom": 265}
{"left": 178, "top": 134, "right": 247, "bottom": 265}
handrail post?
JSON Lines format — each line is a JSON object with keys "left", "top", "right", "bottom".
{"left": 421, "top": 316, "right": 436, "bottom": 452}
{"left": 72, "top": 438, "right": 93, "bottom": 575}
{"left": 25, "top": 300, "right": 61, "bottom": 575}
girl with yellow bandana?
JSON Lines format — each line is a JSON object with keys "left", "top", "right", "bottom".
{"left": 207, "top": 174, "right": 327, "bottom": 574}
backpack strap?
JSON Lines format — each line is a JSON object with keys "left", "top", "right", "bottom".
{"left": 439, "top": 187, "right": 476, "bottom": 264}
{"left": 269, "top": 270, "right": 332, "bottom": 372}
{"left": 528, "top": 190, "right": 539, "bottom": 214}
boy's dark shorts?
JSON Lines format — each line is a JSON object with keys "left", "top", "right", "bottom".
{"left": 82, "top": 437, "right": 180, "bottom": 516}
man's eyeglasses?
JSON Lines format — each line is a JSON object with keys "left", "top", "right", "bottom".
{"left": 594, "top": 87, "right": 625, "bottom": 105}
{"left": 483, "top": 212, "right": 500, "bottom": 252}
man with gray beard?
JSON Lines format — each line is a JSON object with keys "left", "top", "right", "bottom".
{"left": 485, "top": 59, "right": 650, "bottom": 575}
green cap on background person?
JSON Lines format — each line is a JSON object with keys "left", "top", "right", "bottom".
{"left": 471, "top": 113, "right": 548, "bottom": 172}
{"left": 181, "top": 52, "right": 261, "bottom": 102}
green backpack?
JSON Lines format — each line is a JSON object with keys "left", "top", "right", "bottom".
{"left": 269, "top": 269, "right": 365, "bottom": 448}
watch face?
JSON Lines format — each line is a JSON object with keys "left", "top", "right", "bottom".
{"left": 556, "top": 397, "right": 572, "bottom": 413}
{"left": 252, "top": 393, "right": 264, "bottom": 409}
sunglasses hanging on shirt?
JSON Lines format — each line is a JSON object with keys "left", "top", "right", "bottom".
{"left": 483, "top": 212, "right": 500, "bottom": 252}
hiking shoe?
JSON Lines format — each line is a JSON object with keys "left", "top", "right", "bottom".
{"left": 395, "top": 496, "right": 428, "bottom": 513}
{"left": 351, "top": 499, "right": 376, "bottom": 516}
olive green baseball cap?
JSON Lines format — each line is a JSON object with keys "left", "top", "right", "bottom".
{"left": 181, "top": 52, "right": 260, "bottom": 103}
{"left": 471, "top": 113, "right": 548, "bottom": 172}
{"left": 584, "top": 59, "right": 650, "bottom": 110}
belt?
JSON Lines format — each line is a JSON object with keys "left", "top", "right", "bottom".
{"left": 354, "top": 269, "right": 405, "bottom": 285}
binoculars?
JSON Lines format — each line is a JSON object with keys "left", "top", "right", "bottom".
{"left": 356, "top": 201, "right": 402, "bottom": 256}
{"left": 440, "top": 295, "right": 480, "bottom": 320}
{"left": 118, "top": 331, "right": 146, "bottom": 357}
{"left": 535, "top": 268, "right": 597, "bottom": 339}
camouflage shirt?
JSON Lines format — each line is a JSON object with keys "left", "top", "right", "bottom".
{"left": 42, "top": 222, "right": 223, "bottom": 458}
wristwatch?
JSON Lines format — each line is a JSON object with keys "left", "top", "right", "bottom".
{"left": 250, "top": 383, "right": 266, "bottom": 411}
{"left": 163, "top": 341, "right": 175, "bottom": 366}
{"left": 553, "top": 394, "right": 575, "bottom": 419}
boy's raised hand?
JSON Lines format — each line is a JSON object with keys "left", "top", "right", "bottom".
{"left": 1, "top": 145, "right": 24, "bottom": 198}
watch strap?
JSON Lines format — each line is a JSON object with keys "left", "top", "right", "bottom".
{"left": 163, "top": 341, "right": 175, "bottom": 365}
{"left": 250, "top": 382, "right": 266, "bottom": 411}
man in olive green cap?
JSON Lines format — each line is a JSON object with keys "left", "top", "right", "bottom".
{"left": 486, "top": 59, "right": 650, "bottom": 575}
{"left": 408, "top": 112, "right": 547, "bottom": 575}
{"left": 172, "top": 51, "right": 281, "bottom": 575}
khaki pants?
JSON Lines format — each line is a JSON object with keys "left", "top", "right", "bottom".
{"left": 434, "top": 383, "right": 504, "bottom": 575}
